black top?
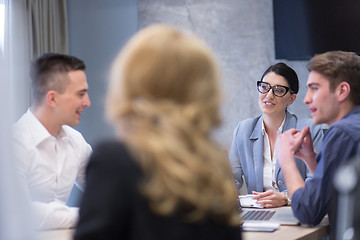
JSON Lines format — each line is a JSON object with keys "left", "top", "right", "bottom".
{"left": 74, "top": 140, "right": 242, "bottom": 240}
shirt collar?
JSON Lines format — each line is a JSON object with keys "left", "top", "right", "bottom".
{"left": 261, "top": 116, "right": 286, "bottom": 136}
{"left": 343, "top": 105, "right": 360, "bottom": 119}
{"left": 25, "top": 109, "right": 68, "bottom": 145}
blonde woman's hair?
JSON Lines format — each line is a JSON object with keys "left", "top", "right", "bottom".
{"left": 106, "top": 24, "right": 240, "bottom": 226}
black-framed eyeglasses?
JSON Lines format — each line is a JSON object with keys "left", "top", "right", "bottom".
{"left": 257, "top": 81, "right": 293, "bottom": 97}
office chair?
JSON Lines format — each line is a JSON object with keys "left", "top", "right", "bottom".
{"left": 333, "top": 154, "right": 360, "bottom": 240}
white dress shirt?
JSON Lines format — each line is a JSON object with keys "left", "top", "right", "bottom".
{"left": 12, "top": 109, "right": 92, "bottom": 230}
{"left": 262, "top": 118, "right": 285, "bottom": 191}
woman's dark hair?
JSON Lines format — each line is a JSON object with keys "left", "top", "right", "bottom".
{"left": 260, "top": 62, "right": 299, "bottom": 94}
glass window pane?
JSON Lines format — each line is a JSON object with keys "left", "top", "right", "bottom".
{"left": 0, "top": 1, "right": 4, "bottom": 54}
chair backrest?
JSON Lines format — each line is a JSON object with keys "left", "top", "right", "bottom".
{"left": 333, "top": 154, "right": 360, "bottom": 240}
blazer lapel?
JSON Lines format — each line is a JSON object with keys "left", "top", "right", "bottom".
{"left": 282, "top": 110, "right": 296, "bottom": 132}
{"left": 275, "top": 110, "right": 296, "bottom": 182}
{"left": 250, "top": 116, "right": 264, "bottom": 192}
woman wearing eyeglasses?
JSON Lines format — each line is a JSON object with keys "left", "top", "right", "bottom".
{"left": 229, "top": 63, "right": 324, "bottom": 208}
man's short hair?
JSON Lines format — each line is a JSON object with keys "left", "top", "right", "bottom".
{"left": 307, "top": 51, "right": 360, "bottom": 106}
{"left": 30, "top": 53, "right": 86, "bottom": 105}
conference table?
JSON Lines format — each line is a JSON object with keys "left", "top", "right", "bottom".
{"left": 36, "top": 212, "right": 329, "bottom": 240}
{"left": 242, "top": 217, "right": 329, "bottom": 240}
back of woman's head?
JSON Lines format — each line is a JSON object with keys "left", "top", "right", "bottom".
{"left": 106, "top": 24, "right": 239, "bottom": 226}
{"left": 107, "top": 24, "right": 221, "bottom": 132}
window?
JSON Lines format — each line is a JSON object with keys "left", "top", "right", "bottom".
{"left": 0, "top": 0, "right": 5, "bottom": 54}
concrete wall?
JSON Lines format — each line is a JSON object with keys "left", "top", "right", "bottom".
{"left": 68, "top": 0, "right": 311, "bottom": 150}
{"left": 139, "top": 0, "right": 310, "bottom": 149}
{"left": 66, "top": 0, "right": 316, "bottom": 203}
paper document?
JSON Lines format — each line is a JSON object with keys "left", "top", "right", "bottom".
{"left": 239, "top": 194, "right": 263, "bottom": 208}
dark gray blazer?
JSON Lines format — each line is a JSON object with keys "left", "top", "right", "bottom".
{"left": 229, "top": 110, "right": 324, "bottom": 193}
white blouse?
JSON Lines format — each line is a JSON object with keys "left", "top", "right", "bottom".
{"left": 262, "top": 118, "right": 285, "bottom": 192}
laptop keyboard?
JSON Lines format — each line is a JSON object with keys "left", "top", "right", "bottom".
{"left": 242, "top": 210, "right": 276, "bottom": 221}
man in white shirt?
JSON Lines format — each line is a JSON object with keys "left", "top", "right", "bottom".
{"left": 12, "top": 53, "right": 92, "bottom": 230}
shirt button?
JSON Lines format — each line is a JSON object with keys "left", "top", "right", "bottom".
{"left": 277, "top": 179, "right": 284, "bottom": 186}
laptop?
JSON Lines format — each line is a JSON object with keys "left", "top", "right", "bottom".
{"left": 239, "top": 195, "right": 300, "bottom": 231}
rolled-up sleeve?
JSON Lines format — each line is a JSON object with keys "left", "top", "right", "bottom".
{"left": 291, "top": 127, "right": 359, "bottom": 225}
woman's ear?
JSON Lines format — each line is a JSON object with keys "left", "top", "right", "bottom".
{"left": 287, "top": 94, "right": 297, "bottom": 106}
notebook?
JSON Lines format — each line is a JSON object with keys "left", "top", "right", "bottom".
{"left": 239, "top": 195, "right": 300, "bottom": 231}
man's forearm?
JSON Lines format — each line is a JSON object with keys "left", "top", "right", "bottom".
{"left": 303, "top": 153, "right": 317, "bottom": 175}
{"left": 280, "top": 157, "right": 305, "bottom": 197}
